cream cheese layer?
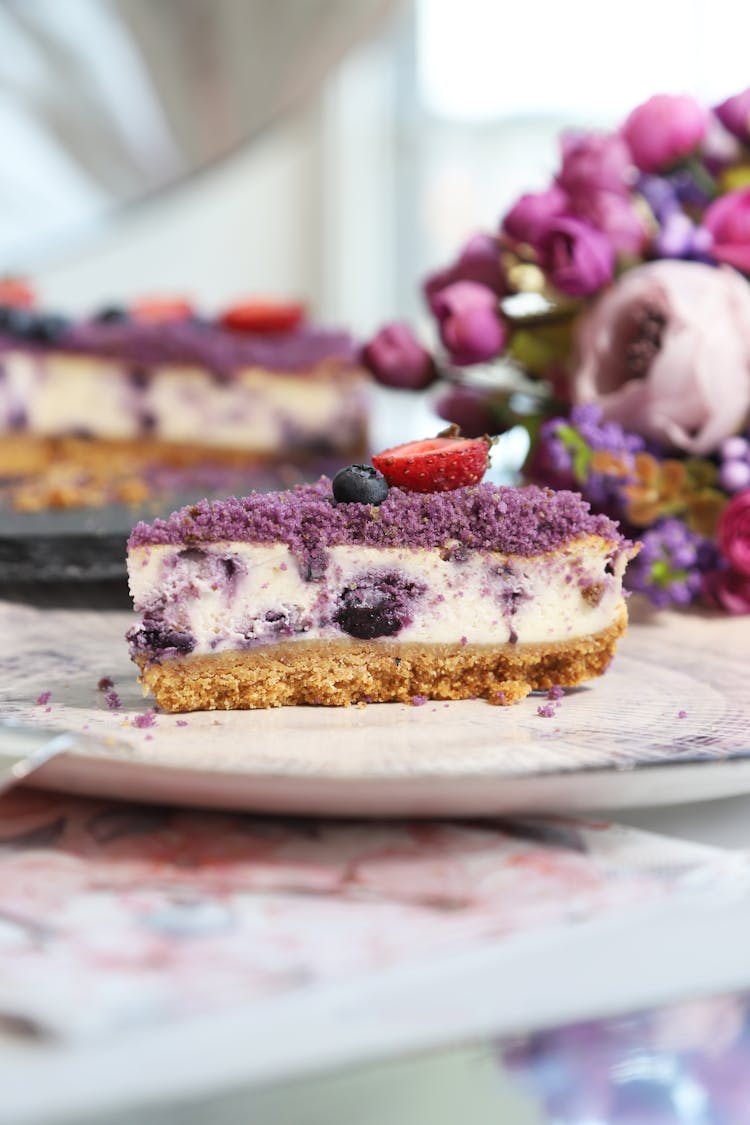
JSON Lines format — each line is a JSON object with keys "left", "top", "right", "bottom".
{"left": 127, "top": 538, "right": 628, "bottom": 660}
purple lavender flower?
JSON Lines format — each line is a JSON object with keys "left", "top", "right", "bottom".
{"left": 528, "top": 404, "right": 644, "bottom": 516}
{"left": 654, "top": 211, "right": 713, "bottom": 262}
{"left": 638, "top": 175, "right": 680, "bottom": 222}
{"left": 719, "top": 434, "right": 750, "bottom": 493}
{"left": 626, "top": 519, "right": 715, "bottom": 608}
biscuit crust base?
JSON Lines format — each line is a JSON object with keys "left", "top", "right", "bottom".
{"left": 135, "top": 607, "right": 627, "bottom": 712}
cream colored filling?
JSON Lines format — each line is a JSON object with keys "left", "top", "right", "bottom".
{"left": 0, "top": 352, "right": 367, "bottom": 451}
{"left": 128, "top": 539, "right": 627, "bottom": 653}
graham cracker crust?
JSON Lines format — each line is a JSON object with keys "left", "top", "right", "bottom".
{"left": 135, "top": 607, "right": 628, "bottom": 712}
{"left": 0, "top": 428, "right": 368, "bottom": 510}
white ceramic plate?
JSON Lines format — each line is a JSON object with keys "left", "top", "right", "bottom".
{"left": 2, "top": 600, "right": 748, "bottom": 815}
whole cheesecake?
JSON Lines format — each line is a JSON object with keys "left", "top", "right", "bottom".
{"left": 126, "top": 458, "right": 636, "bottom": 711}
{"left": 0, "top": 304, "right": 368, "bottom": 495}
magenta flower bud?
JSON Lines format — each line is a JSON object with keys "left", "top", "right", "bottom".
{"left": 431, "top": 281, "right": 506, "bottom": 366}
{"left": 574, "top": 190, "right": 649, "bottom": 255}
{"left": 714, "top": 87, "right": 750, "bottom": 143}
{"left": 621, "top": 94, "right": 708, "bottom": 173}
{"left": 537, "top": 217, "right": 614, "bottom": 297}
{"left": 704, "top": 186, "right": 750, "bottom": 272}
{"left": 436, "top": 384, "right": 501, "bottom": 437}
{"left": 501, "top": 185, "right": 568, "bottom": 247}
{"left": 361, "top": 322, "right": 437, "bottom": 390}
{"left": 424, "top": 232, "right": 505, "bottom": 305}
{"left": 557, "top": 132, "right": 632, "bottom": 197}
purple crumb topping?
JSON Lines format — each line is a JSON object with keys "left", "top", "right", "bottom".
{"left": 537, "top": 702, "right": 558, "bottom": 718}
{"left": 35, "top": 691, "right": 51, "bottom": 706}
{"left": 176, "top": 719, "right": 188, "bottom": 727}
{"left": 129, "top": 479, "right": 626, "bottom": 557}
{"left": 547, "top": 685, "right": 564, "bottom": 701}
{"left": 0, "top": 320, "right": 356, "bottom": 377}
{"left": 105, "top": 692, "right": 121, "bottom": 711}
{"left": 133, "top": 710, "right": 157, "bottom": 729}
{"left": 678, "top": 709, "right": 687, "bottom": 719}
{"left": 411, "top": 695, "right": 428, "bottom": 707}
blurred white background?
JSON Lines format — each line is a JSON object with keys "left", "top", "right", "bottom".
{"left": 2, "top": 0, "right": 749, "bottom": 333}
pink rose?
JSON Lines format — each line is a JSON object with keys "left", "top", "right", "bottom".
{"left": 557, "top": 132, "right": 632, "bottom": 197}
{"left": 702, "top": 567, "right": 750, "bottom": 614}
{"left": 430, "top": 281, "right": 506, "bottom": 366}
{"left": 703, "top": 187, "right": 750, "bottom": 273}
{"left": 361, "top": 322, "right": 437, "bottom": 390}
{"left": 714, "top": 87, "right": 750, "bottom": 144}
{"left": 537, "top": 217, "right": 614, "bottom": 297}
{"left": 621, "top": 94, "right": 708, "bottom": 173}
{"left": 424, "top": 232, "right": 505, "bottom": 304}
{"left": 572, "top": 260, "right": 750, "bottom": 454}
{"left": 502, "top": 185, "right": 568, "bottom": 247}
{"left": 718, "top": 488, "right": 750, "bottom": 577}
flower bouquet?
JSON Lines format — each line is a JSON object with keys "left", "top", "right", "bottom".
{"left": 363, "top": 91, "right": 750, "bottom": 613}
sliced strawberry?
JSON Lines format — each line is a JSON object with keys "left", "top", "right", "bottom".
{"left": 0, "top": 277, "right": 35, "bottom": 308}
{"left": 220, "top": 299, "right": 306, "bottom": 334}
{"left": 131, "top": 296, "right": 194, "bottom": 323}
{"left": 372, "top": 434, "right": 491, "bottom": 493}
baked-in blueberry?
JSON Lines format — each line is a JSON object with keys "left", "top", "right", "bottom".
{"left": 334, "top": 571, "right": 424, "bottom": 639}
{"left": 332, "top": 464, "right": 389, "bottom": 505}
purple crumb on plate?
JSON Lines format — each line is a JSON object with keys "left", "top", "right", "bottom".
{"left": 678, "top": 709, "right": 687, "bottom": 719}
{"left": 105, "top": 692, "right": 121, "bottom": 711}
{"left": 547, "top": 685, "right": 564, "bottom": 701}
{"left": 176, "top": 719, "right": 188, "bottom": 727}
{"left": 537, "top": 702, "right": 558, "bottom": 718}
{"left": 412, "top": 694, "right": 428, "bottom": 707}
{"left": 133, "top": 710, "right": 157, "bottom": 729}
{"left": 129, "top": 479, "right": 627, "bottom": 557}
{"left": 35, "top": 691, "right": 51, "bottom": 706}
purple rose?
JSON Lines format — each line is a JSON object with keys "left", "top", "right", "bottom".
{"left": 703, "top": 187, "right": 750, "bottom": 272}
{"left": 501, "top": 185, "right": 568, "bottom": 247}
{"left": 557, "top": 132, "right": 632, "bottom": 197}
{"left": 436, "top": 384, "right": 501, "bottom": 438}
{"left": 537, "top": 217, "right": 614, "bottom": 297}
{"left": 361, "top": 322, "right": 437, "bottom": 390}
{"left": 424, "top": 232, "right": 505, "bottom": 304}
{"left": 572, "top": 260, "right": 750, "bottom": 454}
{"left": 621, "top": 94, "right": 708, "bottom": 173}
{"left": 573, "top": 190, "right": 649, "bottom": 256}
{"left": 714, "top": 87, "right": 750, "bottom": 143}
{"left": 431, "top": 281, "right": 506, "bottom": 366}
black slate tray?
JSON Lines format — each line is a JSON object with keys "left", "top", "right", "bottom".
{"left": 0, "top": 460, "right": 337, "bottom": 583}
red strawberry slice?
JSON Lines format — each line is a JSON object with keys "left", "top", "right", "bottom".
{"left": 372, "top": 435, "right": 491, "bottom": 493}
{"left": 132, "top": 296, "right": 194, "bottom": 323}
{"left": 220, "top": 299, "right": 306, "bottom": 334}
{"left": 0, "top": 277, "right": 35, "bottom": 308}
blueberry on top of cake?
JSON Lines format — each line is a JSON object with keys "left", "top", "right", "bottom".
{"left": 126, "top": 433, "right": 636, "bottom": 712}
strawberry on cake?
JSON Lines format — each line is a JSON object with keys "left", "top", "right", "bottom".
{"left": 126, "top": 432, "right": 637, "bottom": 711}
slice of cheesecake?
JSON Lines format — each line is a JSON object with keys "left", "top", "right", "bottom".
{"left": 126, "top": 470, "right": 635, "bottom": 711}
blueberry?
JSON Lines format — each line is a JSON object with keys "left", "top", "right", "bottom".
{"left": 332, "top": 464, "right": 389, "bottom": 505}
{"left": 26, "top": 314, "right": 71, "bottom": 343}
{"left": 128, "top": 620, "right": 195, "bottom": 655}
{"left": 93, "top": 305, "right": 129, "bottom": 323}
{"left": 334, "top": 571, "right": 424, "bottom": 639}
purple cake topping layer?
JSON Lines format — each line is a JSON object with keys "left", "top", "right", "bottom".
{"left": 0, "top": 321, "right": 356, "bottom": 376}
{"left": 129, "top": 479, "right": 627, "bottom": 556}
